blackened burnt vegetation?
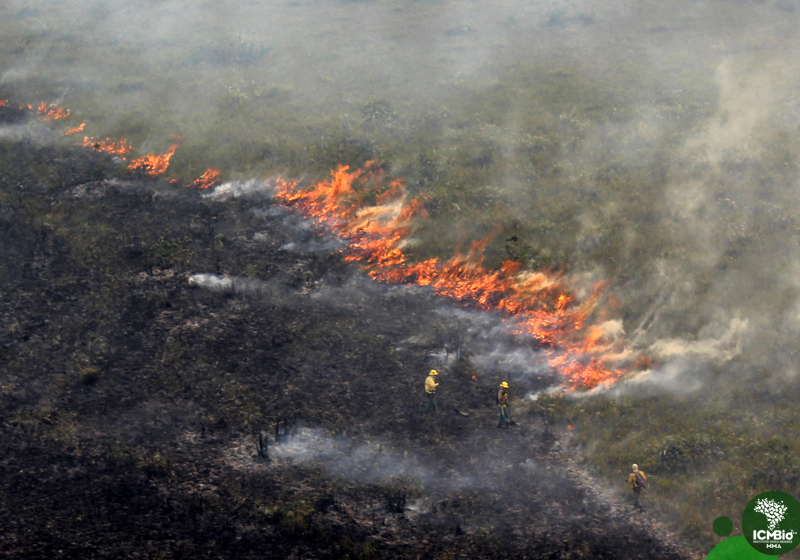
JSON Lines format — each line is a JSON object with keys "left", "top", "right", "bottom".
{"left": 0, "top": 140, "right": 692, "bottom": 559}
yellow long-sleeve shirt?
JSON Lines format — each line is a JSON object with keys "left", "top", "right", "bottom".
{"left": 497, "top": 389, "right": 509, "bottom": 407}
{"left": 425, "top": 376, "right": 439, "bottom": 394}
{"left": 628, "top": 471, "right": 647, "bottom": 489}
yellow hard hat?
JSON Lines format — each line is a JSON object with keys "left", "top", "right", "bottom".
{"left": 501, "top": 382, "right": 509, "bottom": 388}
{"left": 429, "top": 369, "right": 438, "bottom": 376}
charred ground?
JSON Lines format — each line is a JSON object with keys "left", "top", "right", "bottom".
{"left": 0, "top": 130, "right": 695, "bottom": 558}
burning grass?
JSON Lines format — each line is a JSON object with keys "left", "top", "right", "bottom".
{"left": 185, "top": 168, "right": 221, "bottom": 189}
{"left": 128, "top": 144, "right": 179, "bottom": 176}
{"left": 62, "top": 122, "right": 86, "bottom": 136}
{"left": 274, "top": 162, "right": 630, "bottom": 390}
{"left": 76, "top": 136, "right": 133, "bottom": 158}
{"left": 4, "top": 1, "right": 800, "bottom": 553}
{"left": 36, "top": 101, "right": 70, "bottom": 121}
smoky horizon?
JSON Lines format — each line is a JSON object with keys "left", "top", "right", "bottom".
{"left": 2, "top": 0, "right": 800, "bottom": 391}
{"left": 4, "top": 3, "right": 800, "bottom": 558}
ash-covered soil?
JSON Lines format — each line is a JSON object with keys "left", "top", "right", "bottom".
{"left": 0, "top": 132, "right": 697, "bottom": 559}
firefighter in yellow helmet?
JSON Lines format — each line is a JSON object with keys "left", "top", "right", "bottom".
{"left": 425, "top": 369, "right": 439, "bottom": 413}
{"left": 628, "top": 463, "right": 647, "bottom": 512}
{"left": 497, "top": 381, "right": 511, "bottom": 428}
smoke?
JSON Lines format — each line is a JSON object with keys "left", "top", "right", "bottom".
{"left": 187, "top": 270, "right": 431, "bottom": 313}
{"left": 612, "top": 359, "right": 710, "bottom": 396}
{"left": 188, "top": 273, "right": 287, "bottom": 299}
{"left": 0, "top": 124, "right": 57, "bottom": 143}
{"left": 279, "top": 238, "right": 347, "bottom": 255}
{"left": 407, "top": 306, "right": 557, "bottom": 391}
{"left": 3, "top": 0, "right": 800, "bottom": 392}
{"left": 242, "top": 191, "right": 354, "bottom": 254}
{"left": 250, "top": 424, "right": 572, "bottom": 495}
{"left": 232, "top": 426, "right": 557, "bottom": 493}
{"left": 203, "top": 180, "right": 276, "bottom": 201}
{"left": 648, "top": 317, "right": 748, "bottom": 363}
{"left": 629, "top": 49, "right": 800, "bottom": 375}
{"left": 470, "top": 345, "right": 549, "bottom": 380}
{"left": 268, "top": 428, "right": 458, "bottom": 488}
{"left": 687, "top": 59, "right": 778, "bottom": 165}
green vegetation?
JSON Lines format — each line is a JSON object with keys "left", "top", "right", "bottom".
{"left": 528, "top": 383, "right": 800, "bottom": 552}
{"left": 2, "top": 0, "right": 800, "bottom": 555}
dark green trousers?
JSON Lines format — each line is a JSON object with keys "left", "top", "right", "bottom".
{"left": 426, "top": 392, "right": 437, "bottom": 412}
{"left": 633, "top": 487, "right": 644, "bottom": 511}
{"left": 498, "top": 406, "right": 510, "bottom": 427}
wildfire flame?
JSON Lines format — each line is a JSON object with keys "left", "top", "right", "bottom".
{"left": 274, "top": 162, "right": 630, "bottom": 390}
{"left": 36, "top": 102, "right": 70, "bottom": 121}
{"left": 0, "top": 99, "right": 7, "bottom": 108}
{"left": 20, "top": 98, "right": 186, "bottom": 181}
{"left": 76, "top": 136, "right": 133, "bottom": 158}
{"left": 63, "top": 123, "right": 87, "bottom": 136}
{"left": 16, "top": 94, "right": 631, "bottom": 388}
{"left": 185, "top": 168, "right": 220, "bottom": 189}
{"left": 128, "top": 144, "right": 179, "bottom": 177}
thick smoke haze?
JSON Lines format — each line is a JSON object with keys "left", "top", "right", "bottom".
{"left": 237, "top": 427, "right": 492, "bottom": 492}
{"left": 3, "top": 0, "right": 800, "bottom": 389}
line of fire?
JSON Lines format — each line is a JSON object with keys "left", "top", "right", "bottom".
{"left": 5, "top": 98, "right": 646, "bottom": 392}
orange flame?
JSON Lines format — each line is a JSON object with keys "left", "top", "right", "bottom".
{"left": 0, "top": 99, "right": 7, "bottom": 108}
{"left": 185, "top": 168, "right": 220, "bottom": 189}
{"left": 63, "top": 123, "right": 87, "bottom": 136}
{"left": 275, "top": 162, "right": 627, "bottom": 390}
{"left": 76, "top": 136, "right": 133, "bottom": 158}
{"left": 128, "top": 144, "right": 179, "bottom": 177}
{"left": 36, "top": 102, "right": 70, "bottom": 121}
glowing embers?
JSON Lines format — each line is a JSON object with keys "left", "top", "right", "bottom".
{"left": 274, "top": 163, "right": 626, "bottom": 390}
{"left": 185, "top": 168, "right": 220, "bottom": 189}
{"left": 36, "top": 102, "right": 70, "bottom": 121}
{"left": 128, "top": 144, "right": 179, "bottom": 176}
{"left": 76, "top": 136, "right": 133, "bottom": 158}
{"left": 63, "top": 123, "right": 87, "bottom": 136}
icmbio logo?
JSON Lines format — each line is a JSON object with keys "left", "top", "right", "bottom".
{"left": 742, "top": 491, "right": 800, "bottom": 555}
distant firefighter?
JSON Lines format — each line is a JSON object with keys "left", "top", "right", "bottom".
{"left": 425, "top": 369, "right": 439, "bottom": 413}
{"left": 497, "top": 381, "right": 511, "bottom": 428}
{"left": 628, "top": 463, "right": 647, "bottom": 512}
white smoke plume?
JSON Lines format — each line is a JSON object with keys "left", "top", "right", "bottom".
{"left": 203, "top": 180, "right": 276, "bottom": 201}
{"left": 648, "top": 317, "right": 748, "bottom": 363}
{"left": 279, "top": 238, "right": 347, "bottom": 255}
{"left": 188, "top": 273, "right": 285, "bottom": 299}
{"left": 270, "top": 428, "right": 451, "bottom": 487}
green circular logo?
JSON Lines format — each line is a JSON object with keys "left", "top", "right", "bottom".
{"left": 742, "top": 491, "right": 800, "bottom": 555}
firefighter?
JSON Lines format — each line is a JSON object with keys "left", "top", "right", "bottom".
{"left": 497, "top": 381, "right": 511, "bottom": 428}
{"left": 425, "top": 369, "right": 439, "bottom": 413}
{"left": 627, "top": 463, "right": 647, "bottom": 512}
